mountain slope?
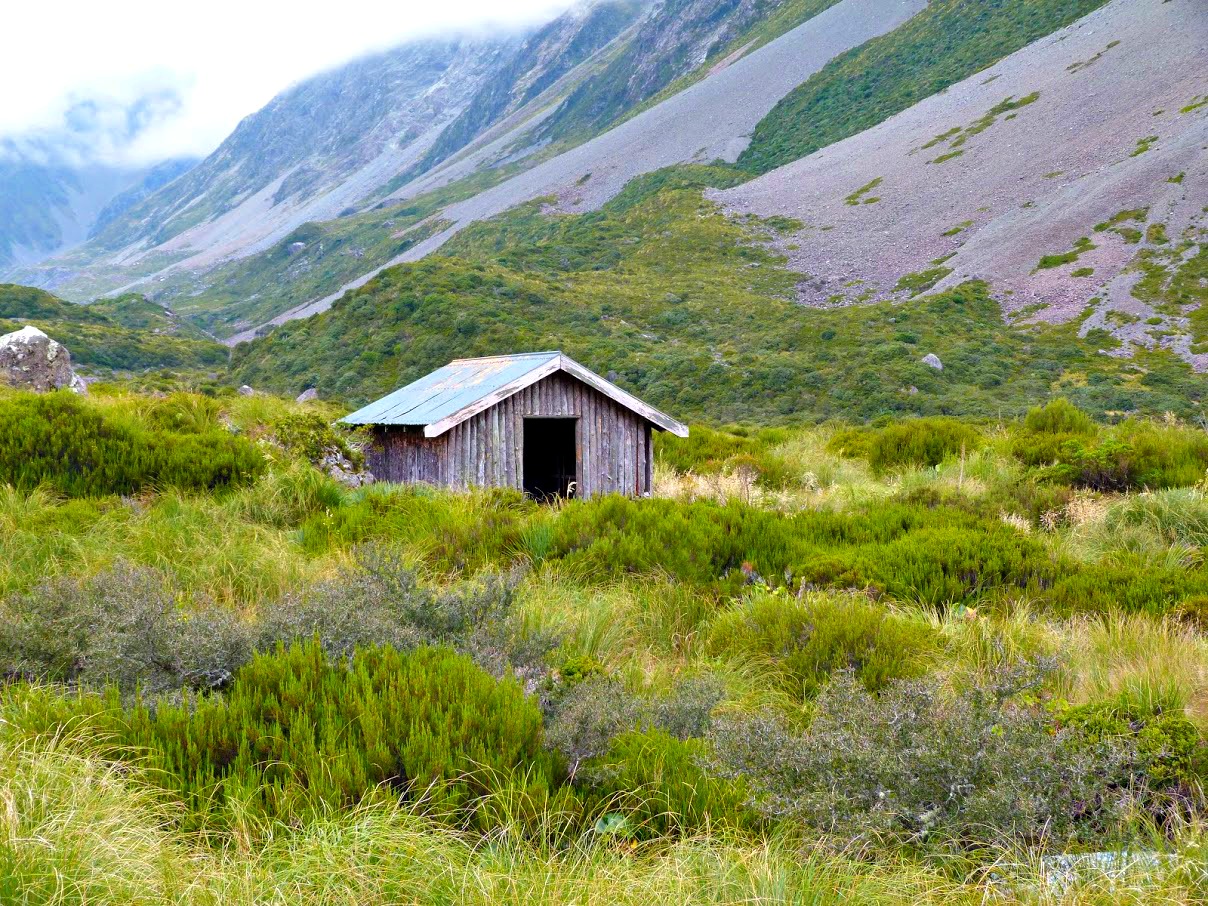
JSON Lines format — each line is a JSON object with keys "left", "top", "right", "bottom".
{"left": 405, "top": 1, "right": 646, "bottom": 181}
{"left": 70, "top": 37, "right": 519, "bottom": 274}
{"left": 227, "top": 0, "right": 926, "bottom": 341}
{"left": 228, "top": 168, "right": 1204, "bottom": 423}
{"left": 713, "top": 0, "right": 1208, "bottom": 367}
{"left": 11, "top": 0, "right": 906, "bottom": 331}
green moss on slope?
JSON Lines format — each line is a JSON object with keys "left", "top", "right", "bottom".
{"left": 738, "top": 0, "right": 1109, "bottom": 174}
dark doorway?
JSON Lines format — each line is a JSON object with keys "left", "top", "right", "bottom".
{"left": 523, "top": 418, "right": 578, "bottom": 500}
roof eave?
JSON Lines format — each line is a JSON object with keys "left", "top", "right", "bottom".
{"left": 556, "top": 354, "right": 689, "bottom": 437}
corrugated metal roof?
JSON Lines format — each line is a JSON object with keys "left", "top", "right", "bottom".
{"left": 340, "top": 351, "right": 689, "bottom": 437}
{"left": 341, "top": 351, "right": 561, "bottom": 428}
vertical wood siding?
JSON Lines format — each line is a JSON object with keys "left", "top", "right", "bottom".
{"left": 368, "top": 372, "right": 654, "bottom": 497}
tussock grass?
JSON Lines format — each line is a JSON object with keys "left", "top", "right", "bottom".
{"left": 5, "top": 729, "right": 1208, "bottom": 904}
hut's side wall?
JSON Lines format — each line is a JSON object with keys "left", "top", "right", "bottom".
{"left": 366, "top": 425, "right": 447, "bottom": 484}
{"left": 368, "top": 372, "right": 654, "bottom": 497}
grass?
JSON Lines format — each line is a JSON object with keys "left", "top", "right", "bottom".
{"left": 844, "top": 176, "right": 883, "bottom": 205}
{"left": 1130, "top": 135, "right": 1160, "bottom": 157}
{"left": 5, "top": 390, "right": 1208, "bottom": 900}
{"left": 1036, "top": 236, "right": 1097, "bottom": 270}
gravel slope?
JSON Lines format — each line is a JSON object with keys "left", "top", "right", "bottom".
{"left": 713, "top": 0, "right": 1208, "bottom": 365}
{"left": 238, "top": 0, "right": 926, "bottom": 339}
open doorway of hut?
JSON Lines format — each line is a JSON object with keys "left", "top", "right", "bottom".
{"left": 523, "top": 417, "right": 578, "bottom": 500}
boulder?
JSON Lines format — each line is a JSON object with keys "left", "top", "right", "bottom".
{"left": 296, "top": 387, "right": 319, "bottom": 403}
{"left": 238, "top": 384, "right": 256, "bottom": 396}
{"left": 0, "top": 326, "right": 87, "bottom": 393}
{"left": 921, "top": 353, "right": 943, "bottom": 371}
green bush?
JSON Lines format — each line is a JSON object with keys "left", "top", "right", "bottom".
{"left": 581, "top": 730, "right": 756, "bottom": 837}
{"left": 1059, "top": 699, "right": 1208, "bottom": 793}
{"left": 654, "top": 424, "right": 796, "bottom": 487}
{"left": 0, "top": 392, "right": 263, "bottom": 496}
{"left": 1024, "top": 398, "right": 1096, "bottom": 435}
{"left": 544, "top": 673, "right": 722, "bottom": 780}
{"left": 16, "top": 641, "right": 558, "bottom": 829}
{"left": 707, "top": 591, "right": 936, "bottom": 698}
{"left": 1020, "top": 423, "right": 1208, "bottom": 492}
{"left": 542, "top": 494, "right": 1200, "bottom": 613}
{"left": 830, "top": 418, "right": 982, "bottom": 472}
{"left": 272, "top": 410, "right": 364, "bottom": 469}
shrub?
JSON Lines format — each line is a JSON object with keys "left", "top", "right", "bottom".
{"left": 1013, "top": 416, "right": 1208, "bottom": 491}
{"left": 544, "top": 674, "right": 723, "bottom": 780}
{"left": 0, "top": 548, "right": 543, "bottom": 695}
{"left": 580, "top": 730, "right": 756, "bottom": 837}
{"left": 0, "top": 564, "right": 252, "bottom": 693}
{"left": 1024, "top": 398, "right": 1096, "bottom": 435}
{"left": 707, "top": 591, "right": 936, "bottom": 699}
{"left": 709, "top": 663, "right": 1127, "bottom": 850}
{"left": 1058, "top": 698, "right": 1208, "bottom": 825}
{"left": 830, "top": 418, "right": 982, "bottom": 472}
{"left": 1059, "top": 699, "right": 1207, "bottom": 792}
{"left": 0, "top": 392, "right": 263, "bottom": 496}
{"left": 272, "top": 410, "right": 365, "bottom": 469}
{"left": 18, "top": 641, "right": 558, "bottom": 829}
{"left": 261, "top": 545, "right": 541, "bottom": 672}
{"left": 654, "top": 424, "right": 796, "bottom": 488}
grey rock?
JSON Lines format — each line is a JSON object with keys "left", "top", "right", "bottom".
{"left": 295, "top": 387, "right": 319, "bottom": 403}
{"left": 237, "top": 384, "right": 256, "bottom": 396}
{"left": 922, "top": 353, "right": 943, "bottom": 371}
{"left": 0, "top": 326, "right": 87, "bottom": 394}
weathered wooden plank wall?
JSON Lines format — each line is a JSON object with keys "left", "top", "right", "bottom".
{"left": 369, "top": 372, "right": 654, "bottom": 497}
{"left": 367, "top": 426, "right": 446, "bottom": 483}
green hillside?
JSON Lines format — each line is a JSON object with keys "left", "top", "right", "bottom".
{"left": 0, "top": 283, "right": 227, "bottom": 372}
{"left": 231, "top": 168, "right": 1203, "bottom": 423}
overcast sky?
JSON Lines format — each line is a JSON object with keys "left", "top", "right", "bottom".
{"left": 1, "top": 0, "right": 575, "bottom": 168}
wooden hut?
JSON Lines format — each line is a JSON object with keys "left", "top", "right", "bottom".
{"left": 341, "top": 351, "right": 688, "bottom": 498}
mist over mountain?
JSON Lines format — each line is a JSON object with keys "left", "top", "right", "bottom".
{"left": 0, "top": 86, "right": 199, "bottom": 273}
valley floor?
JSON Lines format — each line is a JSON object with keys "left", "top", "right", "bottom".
{"left": 3, "top": 388, "right": 1208, "bottom": 902}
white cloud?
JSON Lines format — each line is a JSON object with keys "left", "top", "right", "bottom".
{"left": 0, "top": 0, "right": 576, "bottom": 167}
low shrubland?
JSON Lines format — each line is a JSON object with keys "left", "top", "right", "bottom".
{"left": 4, "top": 388, "right": 1208, "bottom": 902}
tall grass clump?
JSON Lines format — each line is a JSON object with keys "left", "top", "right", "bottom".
{"left": 707, "top": 590, "right": 937, "bottom": 699}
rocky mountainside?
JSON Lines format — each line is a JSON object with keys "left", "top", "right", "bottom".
{"left": 716, "top": 0, "right": 1207, "bottom": 366}
{"left": 10, "top": 0, "right": 1203, "bottom": 381}
{"left": 147, "top": 0, "right": 924, "bottom": 341}
{"left": 64, "top": 37, "right": 522, "bottom": 274}
{"left": 11, "top": 0, "right": 841, "bottom": 309}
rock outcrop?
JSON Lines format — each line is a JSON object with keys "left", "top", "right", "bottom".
{"left": 0, "top": 326, "right": 86, "bottom": 393}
